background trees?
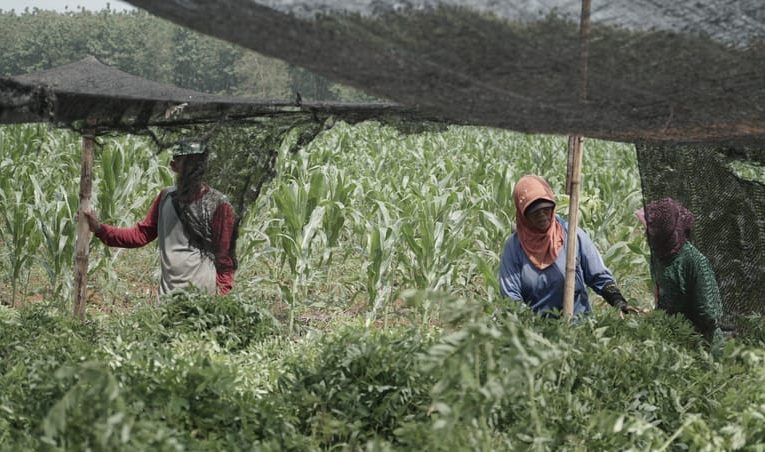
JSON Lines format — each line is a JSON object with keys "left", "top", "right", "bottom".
{"left": 0, "top": 7, "right": 370, "bottom": 101}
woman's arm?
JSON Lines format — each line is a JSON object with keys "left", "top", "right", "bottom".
{"left": 687, "top": 251, "right": 723, "bottom": 342}
{"left": 211, "top": 201, "right": 236, "bottom": 295}
{"left": 577, "top": 228, "right": 635, "bottom": 311}
{"left": 94, "top": 191, "right": 162, "bottom": 248}
{"left": 577, "top": 228, "right": 616, "bottom": 293}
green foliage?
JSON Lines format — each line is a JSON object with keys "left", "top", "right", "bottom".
{"left": 171, "top": 27, "right": 242, "bottom": 94}
{"left": 394, "top": 301, "right": 765, "bottom": 450}
{"left": 1, "top": 117, "right": 754, "bottom": 450}
{"left": 233, "top": 52, "right": 292, "bottom": 98}
{"left": 0, "top": 9, "right": 174, "bottom": 82}
{"left": 288, "top": 65, "right": 337, "bottom": 101}
{"left": 0, "top": 293, "right": 281, "bottom": 450}
{"left": 155, "top": 289, "right": 278, "bottom": 351}
{"left": 0, "top": 302, "right": 98, "bottom": 443}
{"left": 4, "top": 295, "right": 765, "bottom": 450}
{"left": 272, "top": 327, "right": 436, "bottom": 448}
{"left": 730, "top": 314, "right": 765, "bottom": 346}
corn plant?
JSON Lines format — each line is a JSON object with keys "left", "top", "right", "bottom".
{"left": 0, "top": 126, "right": 79, "bottom": 305}
{"left": 267, "top": 174, "right": 327, "bottom": 332}
{"left": 399, "top": 191, "right": 471, "bottom": 326}
{"left": 312, "top": 165, "right": 356, "bottom": 267}
{"left": 0, "top": 186, "right": 41, "bottom": 306}
{"left": 266, "top": 142, "right": 356, "bottom": 328}
{"left": 0, "top": 124, "right": 45, "bottom": 162}
{"left": 363, "top": 201, "right": 401, "bottom": 328}
{"left": 235, "top": 208, "right": 272, "bottom": 271}
{"left": 31, "top": 182, "right": 77, "bottom": 299}
{"left": 98, "top": 139, "right": 173, "bottom": 219}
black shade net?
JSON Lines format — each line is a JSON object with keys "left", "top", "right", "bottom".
{"left": 0, "top": 56, "right": 429, "bottom": 130}
{"left": 123, "top": 0, "right": 765, "bottom": 143}
{"left": 0, "top": 56, "right": 442, "bottom": 238}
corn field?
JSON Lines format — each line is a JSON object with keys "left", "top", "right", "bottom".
{"left": 0, "top": 122, "right": 650, "bottom": 318}
{"left": 13, "top": 123, "right": 765, "bottom": 450}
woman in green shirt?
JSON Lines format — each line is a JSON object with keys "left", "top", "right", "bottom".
{"left": 638, "top": 198, "right": 724, "bottom": 353}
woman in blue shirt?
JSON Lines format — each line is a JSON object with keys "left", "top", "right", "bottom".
{"left": 499, "top": 175, "right": 637, "bottom": 316}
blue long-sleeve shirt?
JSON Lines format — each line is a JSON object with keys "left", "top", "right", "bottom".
{"left": 499, "top": 217, "right": 615, "bottom": 315}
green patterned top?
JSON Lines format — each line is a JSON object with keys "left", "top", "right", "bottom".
{"left": 651, "top": 242, "right": 724, "bottom": 353}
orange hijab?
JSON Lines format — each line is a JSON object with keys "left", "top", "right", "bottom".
{"left": 513, "top": 175, "right": 564, "bottom": 270}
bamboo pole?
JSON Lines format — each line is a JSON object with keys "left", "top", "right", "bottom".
{"left": 73, "top": 120, "right": 96, "bottom": 320}
{"left": 562, "top": 0, "right": 591, "bottom": 318}
{"left": 562, "top": 135, "right": 584, "bottom": 317}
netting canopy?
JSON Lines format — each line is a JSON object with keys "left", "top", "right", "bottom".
{"left": 0, "top": 56, "right": 424, "bottom": 129}
{"left": 124, "top": 0, "right": 765, "bottom": 144}
{"left": 2, "top": 56, "right": 451, "bottom": 232}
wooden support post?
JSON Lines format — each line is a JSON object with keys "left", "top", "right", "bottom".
{"left": 563, "top": 0, "right": 591, "bottom": 318}
{"left": 73, "top": 121, "right": 95, "bottom": 320}
{"left": 562, "top": 135, "right": 584, "bottom": 317}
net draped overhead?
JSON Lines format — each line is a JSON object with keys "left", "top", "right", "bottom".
{"left": 0, "top": 56, "right": 441, "bottom": 244}
{"left": 124, "top": 0, "right": 765, "bottom": 144}
{"left": 0, "top": 56, "right": 424, "bottom": 129}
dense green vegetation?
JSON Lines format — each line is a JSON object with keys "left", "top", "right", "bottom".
{"left": 0, "top": 122, "right": 650, "bottom": 313}
{"left": 3, "top": 6, "right": 764, "bottom": 451}
{"left": 3, "top": 291, "right": 765, "bottom": 449}
{"left": 3, "top": 121, "right": 764, "bottom": 449}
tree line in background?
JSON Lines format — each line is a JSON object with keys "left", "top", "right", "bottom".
{"left": 0, "top": 6, "right": 375, "bottom": 101}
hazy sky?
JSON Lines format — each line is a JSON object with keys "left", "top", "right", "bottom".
{"left": 0, "top": 0, "right": 135, "bottom": 12}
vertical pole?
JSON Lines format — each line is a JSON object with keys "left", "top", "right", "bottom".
{"left": 73, "top": 121, "right": 95, "bottom": 320}
{"left": 563, "top": 0, "right": 591, "bottom": 318}
{"left": 562, "top": 136, "right": 584, "bottom": 317}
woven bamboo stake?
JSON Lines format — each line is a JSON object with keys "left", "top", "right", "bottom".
{"left": 562, "top": 0, "right": 591, "bottom": 318}
{"left": 73, "top": 120, "right": 96, "bottom": 320}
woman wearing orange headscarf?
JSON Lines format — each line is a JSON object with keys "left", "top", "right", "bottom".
{"left": 499, "top": 175, "right": 636, "bottom": 316}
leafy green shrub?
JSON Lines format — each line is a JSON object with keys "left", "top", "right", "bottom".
{"left": 31, "top": 347, "right": 256, "bottom": 450}
{"left": 4, "top": 297, "right": 765, "bottom": 450}
{"left": 406, "top": 301, "right": 765, "bottom": 450}
{"left": 146, "top": 289, "right": 278, "bottom": 351}
{"left": 272, "top": 326, "right": 436, "bottom": 448}
{"left": 0, "top": 302, "right": 98, "bottom": 445}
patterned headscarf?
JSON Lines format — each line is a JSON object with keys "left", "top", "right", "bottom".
{"left": 512, "top": 175, "right": 564, "bottom": 270}
{"left": 641, "top": 198, "right": 694, "bottom": 260}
